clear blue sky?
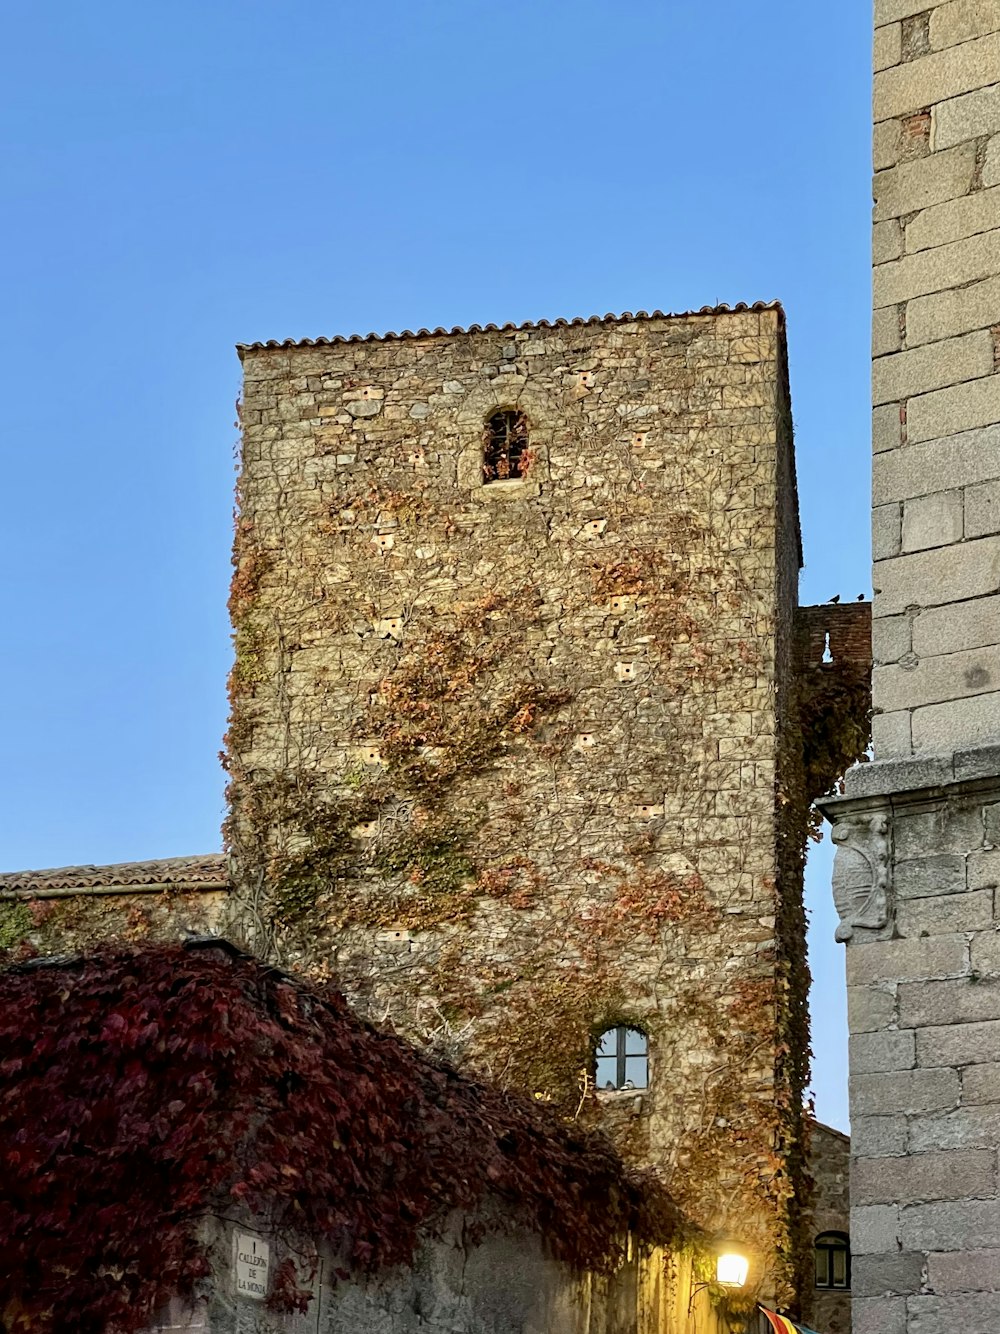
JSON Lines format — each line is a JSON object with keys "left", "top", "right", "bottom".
{"left": 1, "top": 2, "right": 871, "bottom": 1129}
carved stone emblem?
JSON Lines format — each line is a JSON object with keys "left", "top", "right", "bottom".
{"left": 830, "top": 813, "right": 892, "bottom": 942}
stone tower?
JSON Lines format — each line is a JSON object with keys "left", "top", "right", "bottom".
{"left": 226, "top": 305, "right": 820, "bottom": 1303}
{"left": 823, "top": 5, "right": 1000, "bottom": 1331}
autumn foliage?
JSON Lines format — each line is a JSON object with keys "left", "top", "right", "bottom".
{"left": 0, "top": 943, "right": 681, "bottom": 1333}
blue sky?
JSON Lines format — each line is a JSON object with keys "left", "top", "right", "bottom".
{"left": 1, "top": 2, "right": 871, "bottom": 1129}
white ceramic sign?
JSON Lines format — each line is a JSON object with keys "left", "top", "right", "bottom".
{"left": 234, "top": 1234, "right": 270, "bottom": 1301}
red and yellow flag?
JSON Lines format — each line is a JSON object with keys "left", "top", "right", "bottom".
{"left": 760, "top": 1309, "right": 822, "bottom": 1334}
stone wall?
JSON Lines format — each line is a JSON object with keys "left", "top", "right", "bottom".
{"left": 803, "top": 1120, "right": 851, "bottom": 1334}
{"left": 825, "top": 7, "right": 1000, "bottom": 1331}
{"left": 226, "top": 307, "right": 807, "bottom": 1302}
{"left": 143, "top": 1215, "right": 752, "bottom": 1334}
{"left": 871, "top": 0, "right": 1000, "bottom": 757}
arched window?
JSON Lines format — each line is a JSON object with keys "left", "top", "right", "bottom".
{"left": 594, "top": 1025, "right": 648, "bottom": 1091}
{"left": 483, "top": 409, "right": 529, "bottom": 482}
{"left": 814, "top": 1232, "right": 850, "bottom": 1290}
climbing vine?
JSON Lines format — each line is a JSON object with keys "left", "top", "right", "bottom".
{"left": 0, "top": 943, "right": 688, "bottom": 1334}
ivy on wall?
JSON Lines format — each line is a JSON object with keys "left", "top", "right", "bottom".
{"left": 0, "top": 943, "right": 687, "bottom": 1333}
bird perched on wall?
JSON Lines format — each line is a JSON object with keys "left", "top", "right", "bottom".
{"left": 827, "top": 594, "right": 841, "bottom": 604}
{"left": 857, "top": 593, "right": 866, "bottom": 601}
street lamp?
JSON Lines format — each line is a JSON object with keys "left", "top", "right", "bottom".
{"left": 716, "top": 1251, "right": 750, "bottom": 1288}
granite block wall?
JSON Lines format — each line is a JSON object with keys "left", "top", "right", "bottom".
{"left": 871, "top": 0, "right": 1000, "bottom": 758}
{"left": 827, "top": 7, "right": 1000, "bottom": 1330}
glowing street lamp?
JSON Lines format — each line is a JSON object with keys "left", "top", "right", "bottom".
{"left": 716, "top": 1251, "right": 750, "bottom": 1288}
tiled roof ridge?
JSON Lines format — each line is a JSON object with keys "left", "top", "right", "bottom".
{"left": 0, "top": 854, "right": 228, "bottom": 894}
{"left": 237, "top": 301, "right": 785, "bottom": 355}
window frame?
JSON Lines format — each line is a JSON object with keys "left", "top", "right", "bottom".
{"left": 814, "top": 1231, "right": 851, "bottom": 1291}
{"left": 594, "top": 1024, "right": 649, "bottom": 1091}
{"left": 482, "top": 408, "right": 530, "bottom": 484}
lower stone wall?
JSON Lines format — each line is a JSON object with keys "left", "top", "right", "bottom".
{"left": 823, "top": 750, "right": 1000, "bottom": 1334}
{"left": 145, "top": 1215, "right": 757, "bottom": 1334}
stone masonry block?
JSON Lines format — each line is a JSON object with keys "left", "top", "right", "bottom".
{"left": 874, "top": 506, "right": 903, "bottom": 562}
{"left": 910, "top": 1103, "right": 1000, "bottom": 1150}
{"left": 874, "top": 306, "right": 903, "bottom": 356}
{"left": 853, "top": 1203, "right": 902, "bottom": 1255}
{"left": 855, "top": 1296, "right": 908, "bottom": 1334}
{"left": 909, "top": 373, "right": 1000, "bottom": 445}
{"left": 854, "top": 1148, "right": 995, "bottom": 1205}
{"left": 967, "top": 479, "right": 1000, "bottom": 539}
{"left": 913, "top": 690, "right": 1000, "bottom": 751}
{"left": 970, "top": 930, "right": 1000, "bottom": 974}
{"left": 899, "top": 888, "right": 994, "bottom": 937}
{"left": 908, "top": 274, "right": 1000, "bottom": 345}
{"left": 935, "top": 82, "right": 1000, "bottom": 151}
{"left": 900, "top": 975, "right": 1000, "bottom": 1028}
{"left": 931, "top": 0, "right": 1000, "bottom": 48}
{"left": 873, "top": 708, "right": 914, "bottom": 756}
{"left": 851, "top": 1029, "right": 916, "bottom": 1074}
{"left": 872, "top": 535, "right": 1000, "bottom": 616}
{"left": 852, "top": 1068, "right": 960, "bottom": 1117}
{"left": 901, "top": 488, "right": 965, "bottom": 553}
{"left": 894, "top": 855, "right": 967, "bottom": 899}
{"left": 927, "top": 1247, "right": 1000, "bottom": 1292}
{"left": 913, "top": 595, "right": 1000, "bottom": 657}
{"left": 848, "top": 934, "right": 966, "bottom": 983}
{"left": 875, "top": 32, "right": 1000, "bottom": 121}
{"left": 875, "top": 229, "right": 1000, "bottom": 308}
{"left": 877, "top": 0, "right": 946, "bottom": 22}
{"left": 910, "top": 1292, "right": 1000, "bottom": 1333}
{"left": 895, "top": 810, "right": 947, "bottom": 862}
{"left": 875, "top": 119, "right": 902, "bottom": 171}
{"left": 902, "top": 1197, "right": 1000, "bottom": 1250}
{"left": 854, "top": 1296, "right": 907, "bottom": 1334}
{"left": 968, "top": 847, "right": 1000, "bottom": 889}
{"left": 907, "top": 182, "right": 1000, "bottom": 252}
{"left": 873, "top": 401, "right": 903, "bottom": 453}
{"left": 874, "top": 142, "right": 977, "bottom": 223}
{"left": 848, "top": 984, "right": 899, "bottom": 1033}
{"left": 918, "top": 1018, "right": 1000, "bottom": 1066}
{"left": 852, "top": 1250, "right": 926, "bottom": 1297}
{"left": 876, "top": 20, "right": 903, "bottom": 71}
{"left": 874, "top": 217, "right": 905, "bottom": 264}
{"left": 875, "top": 644, "right": 1000, "bottom": 710}
{"left": 875, "top": 331, "right": 993, "bottom": 406}
{"left": 852, "top": 1114, "right": 909, "bottom": 1156}
{"left": 962, "top": 1062, "right": 1000, "bottom": 1102}
{"left": 873, "top": 611, "right": 910, "bottom": 662}
{"left": 985, "top": 134, "right": 1000, "bottom": 187}
{"left": 874, "top": 426, "right": 1000, "bottom": 504}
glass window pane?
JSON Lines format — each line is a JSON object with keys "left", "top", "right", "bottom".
{"left": 597, "top": 1030, "right": 617, "bottom": 1058}
{"left": 815, "top": 1250, "right": 828, "bottom": 1288}
{"left": 832, "top": 1249, "right": 847, "bottom": 1287}
{"left": 624, "top": 1028, "right": 647, "bottom": 1055}
{"left": 596, "top": 1056, "right": 618, "bottom": 1089}
{"left": 624, "top": 1056, "right": 648, "bottom": 1088}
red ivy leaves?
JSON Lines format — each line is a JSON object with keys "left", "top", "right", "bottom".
{"left": 0, "top": 944, "right": 682, "bottom": 1334}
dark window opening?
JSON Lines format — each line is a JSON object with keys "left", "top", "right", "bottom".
{"left": 814, "top": 1232, "right": 850, "bottom": 1290}
{"left": 595, "top": 1025, "right": 648, "bottom": 1091}
{"left": 483, "top": 410, "right": 529, "bottom": 482}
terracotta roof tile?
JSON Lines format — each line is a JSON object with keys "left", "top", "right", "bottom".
{"left": 0, "top": 855, "right": 228, "bottom": 896}
{"left": 237, "top": 301, "right": 784, "bottom": 356}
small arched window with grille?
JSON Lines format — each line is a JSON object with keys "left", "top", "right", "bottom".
{"left": 483, "top": 409, "right": 529, "bottom": 482}
{"left": 814, "top": 1231, "right": 850, "bottom": 1290}
{"left": 594, "top": 1025, "right": 648, "bottom": 1091}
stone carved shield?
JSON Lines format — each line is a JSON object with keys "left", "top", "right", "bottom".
{"left": 830, "top": 814, "right": 892, "bottom": 942}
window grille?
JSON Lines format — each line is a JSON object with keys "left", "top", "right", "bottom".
{"left": 483, "top": 410, "right": 529, "bottom": 482}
